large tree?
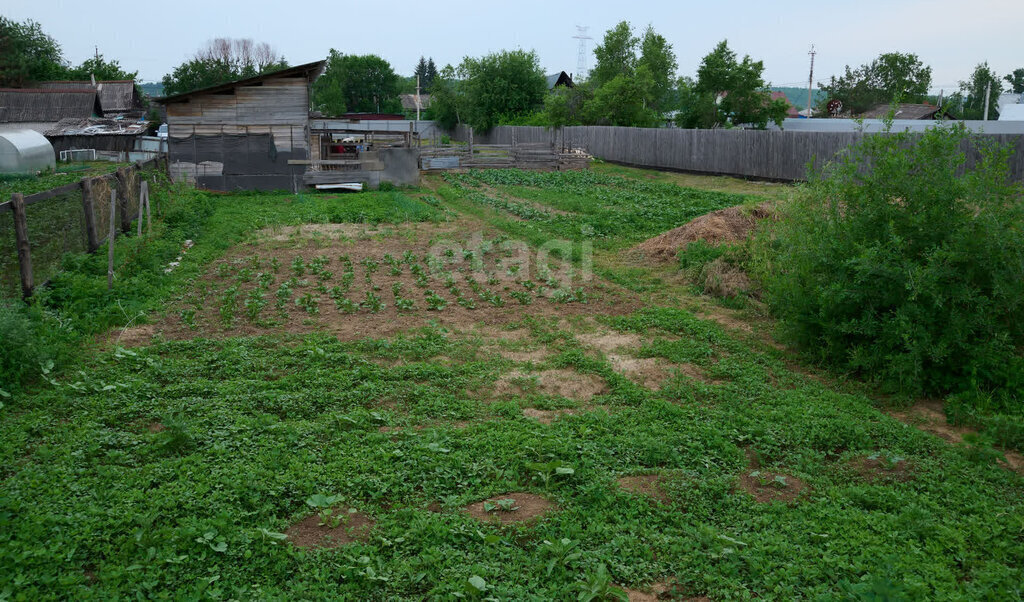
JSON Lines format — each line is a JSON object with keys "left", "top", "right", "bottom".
{"left": 820, "top": 52, "right": 932, "bottom": 115}
{"left": 957, "top": 62, "right": 1003, "bottom": 120}
{"left": 676, "top": 40, "right": 787, "bottom": 129}
{"left": 0, "top": 17, "right": 66, "bottom": 87}
{"left": 313, "top": 51, "right": 401, "bottom": 116}
{"left": 443, "top": 49, "right": 547, "bottom": 131}
{"left": 413, "top": 56, "right": 439, "bottom": 89}
{"left": 161, "top": 38, "right": 286, "bottom": 96}
{"left": 582, "top": 74, "right": 658, "bottom": 127}
{"left": 1005, "top": 68, "right": 1024, "bottom": 94}
{"left": 590, "top": 21, "right": 637, "bottom": 87}
{"left": 64, "top": 54, "right": 137, "bottom": 81}
{"left": 637, "top": 26, "right": 677, "bottom": 113}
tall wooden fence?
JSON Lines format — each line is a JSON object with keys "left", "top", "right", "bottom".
{"left": 0, "top": 157, "right": 168, "bottom": 299}
{"left": 452, "top": 125, "right": 1024, "bottom": 182}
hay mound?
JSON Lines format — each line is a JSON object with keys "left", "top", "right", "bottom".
{"left": 634, "top": 203, "right": 773, "bottom": 262}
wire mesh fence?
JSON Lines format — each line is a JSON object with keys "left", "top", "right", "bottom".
{"left": 1, "top": 157, "right": 165, "bottom": 299}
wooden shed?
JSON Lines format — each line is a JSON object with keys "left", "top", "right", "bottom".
{"left": 156, "top": 61, "right": 325, "bottom": 191}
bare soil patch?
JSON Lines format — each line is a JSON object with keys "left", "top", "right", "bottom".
{"left": 463, "top": 492, "right": 555, "bottom": 525}
{"left": 102, "top": 324, "right": 157, "bottom": 348}
{"left": 632, "top": 203, "right": 773, "bottom": 262}
{"left": 146, "top": 422, "right": 165, "bottom": 433}
{"left": 624, "top": 581, "right": 711, "bottom": 601}
{"left": 494, "top": 368, "right": 608, "bottom": 401}
{"left": 888, "top": 400, "right": 1024, "bottom": 472}
{"left": 495, "top": 348, "right": 550, "bottom": 362}
{"left": 849, "top": 456, "right": 915, "bottom": 482}
{"left": 737, "top": 470, "right": 808, "bottom": 504}
{"left": 609, "top": 355, "right": 670, "bottom": 390}
{"left": 577, "top": 330, "right": 643, "bottom": 354}
{"left": 617, "top": 474, "right": 669, "bottom": 503}
{"left": 285, "top": 510, "right": 374, "bottom": 549}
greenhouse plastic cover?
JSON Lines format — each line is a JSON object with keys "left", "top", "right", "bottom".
{"left": 0, "top": 129, "right": 56, "bottom": 175}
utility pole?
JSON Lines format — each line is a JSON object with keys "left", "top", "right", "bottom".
{"left": 983, "top": 81, "right": 992, "bottom": 120}
{"left": 415, "top": 75, "right": 421, "bottom": 122}
{"left": 807, "top": 44, "right": 816, "bottom": 118}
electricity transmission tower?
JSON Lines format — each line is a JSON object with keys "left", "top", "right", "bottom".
{"left": 573, "top": 26, "right": 592, "bottom": 81}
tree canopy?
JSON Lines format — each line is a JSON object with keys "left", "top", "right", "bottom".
{"left": 312, "top": 51, "right": 402, "bottom": 116}
{"left": 1005, "top": 68, "right": 1024, "bottom": 95}
{"left": 64, "top": 54, "right": 137, "bottom": 82}
{"left": 820, "top": 52, "right": 932, "bottom": 115}
{"left": 431, "top": 49, "right": 546, "bottom": 131}
{"left": 0, "top": 17, "right": 66, "bottom": 87}
{"left": 161, "top": 38, "right": 287, "bottom": 96}
{"left": 956, "top": 62, "right": 1003, "bottom": 120}
{"left": 675, "top": 40, "right": 786, "bottom": 129}
{"left": 414, "top": 57, "right": 439, "bottom": 89}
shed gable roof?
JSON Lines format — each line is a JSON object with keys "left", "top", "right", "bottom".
{"left": 0, "top": 88, "right": 101, "bottom": 123}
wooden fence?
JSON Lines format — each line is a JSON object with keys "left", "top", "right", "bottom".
{"left": 452, "top": 125, "right": 1024, "bottom": 182}
{"left": 0, "top": 157, "right": 168, "bottom": 299}
{"left": 424, "top": 127, "right": 589, "bottom": 171}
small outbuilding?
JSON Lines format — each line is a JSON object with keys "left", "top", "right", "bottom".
{"left": 156, "top": 61, "right": 326, "bottom": 191}
{"left": 0, "top": 129, "right": 56, "bottom": 175}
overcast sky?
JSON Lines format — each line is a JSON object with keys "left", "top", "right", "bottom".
{"left": 5, "top": 0, "right": 1022, "bottom": 93}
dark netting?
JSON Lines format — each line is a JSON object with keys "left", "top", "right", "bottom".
{"left": 170, "top": 133, "right": 305, "bottom": 176}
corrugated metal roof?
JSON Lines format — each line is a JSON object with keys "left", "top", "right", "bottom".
{"left": 400, "top": 94, "right": 431, "bottom": 110}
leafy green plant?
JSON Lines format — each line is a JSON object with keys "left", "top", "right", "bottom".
{"left": 752, "top": 123, "right": 1024, "bottom": 402}
{"left": 305, "top": 493, "right": 344, "bottom": 527}
{"left": 541, "top": 538, "right": 581, "bottom": 575}
{"left": 483, "top": 498, "right": 518, "bottom": 513}
{"left": 295, "top": 292, "right": 320, "bottom": 315}
{"left": 361, "top": 291, "right": 385, "bottom": 313}
{"left": 526, "top": 460, "right": 574, "bottom": 489}
{"left": 575, "top": 564, "right": 628, "bottom": 601}
{"left": 425, "top": 290, "right": 447, "bottom": 311}
{"left": 290, "top": 256, "right": 306, "bottom": 277}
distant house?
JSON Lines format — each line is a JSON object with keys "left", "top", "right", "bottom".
{"left": 155, "top": 61, "right": 326, "bottom": 191}
{"left": 769, "top": 91, "right": 801, "bottom": 118}
{"left": 40, "top": 80, "right": 144, "bottom": 117}
{"left": 996, "top": 92, "right": 1023, "bottom": 116}
{"left": 858, "top": 103, "right": 953, "bottom": 120}
{"left": 999, "top": 104, "right": 1024, "bottom": 121}
{"left": 400, "top": 93, "right": 431, "bottom": 112}
{"left": 0, "top": 88, "right": 102, "bottom": 133}
{"left": 545, "top": 72, "right": 575, "bottom": 90}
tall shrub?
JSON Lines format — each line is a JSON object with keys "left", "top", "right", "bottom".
{"left": 753, "top": 123, "right": 1024, "bottom": 404}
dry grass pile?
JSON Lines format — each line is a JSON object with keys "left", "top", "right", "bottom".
{"left": 633, "top": 203, "right": 773, "bottom": 262}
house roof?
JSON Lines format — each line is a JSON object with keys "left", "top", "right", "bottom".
{"left": 40, "top": 80, "right": 141, "bottom": 113}
{"left": 545, "top": 72, "right": 575, "bottom": 90}
{"left": 769, "top": 91, "right": 801, "bottom": 118}
{"left": 0, "top": 88, "right": 101, "bottom": 123}
{"left": 155, "top": 61, "right": 326, "bottom": 104}
{"left": 859, "top": 103, "right": 949, "bottom": 120}
{"left": 400, "top": 93, "right": 431, "bottom": 110}
{"left": 999, "top": 104, "right": 1024, "bottom": 121}
{"left": 44, "top": 117, "right": 148, "bottom": 137}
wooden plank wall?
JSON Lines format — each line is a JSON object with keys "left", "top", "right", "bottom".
{"left": 453, "top": 126, "right": 1024, "bottom": 182}
{"left": 166, "top": 76, "right": 309, "bottom": 152}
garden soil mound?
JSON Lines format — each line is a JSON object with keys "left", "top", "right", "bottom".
{"left": 633, "top": 203, "right": 773, "bottom": 261}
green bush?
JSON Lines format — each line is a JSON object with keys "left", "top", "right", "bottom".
{"left": 0, "top": 302, "right": 70, "bottom": 395}
{"left": 753, "top": 123, "right": 1024, "bottom": 402}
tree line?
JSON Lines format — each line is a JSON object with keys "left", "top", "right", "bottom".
{"left": 3, "top": 16, "right": 1021, "bottom": 128}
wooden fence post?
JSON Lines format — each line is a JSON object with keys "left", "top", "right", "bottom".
{"left": 108, "top": 190, "right": 117, "bottom": 290}
{"left": 81, "top": 178, "right": 99, "bottom": 252}
{"left": 468, "top": 127, "right": 473, "bottom": 158}
{"left": 11, "top": 193, "right": 33, "bottom": 299}
{"left": 137, "top": 179, "right": 151, "bottom": 236}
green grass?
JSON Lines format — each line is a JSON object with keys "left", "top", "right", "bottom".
{"left": 1, "top": 168, "right": 1021, "bottom": 600}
